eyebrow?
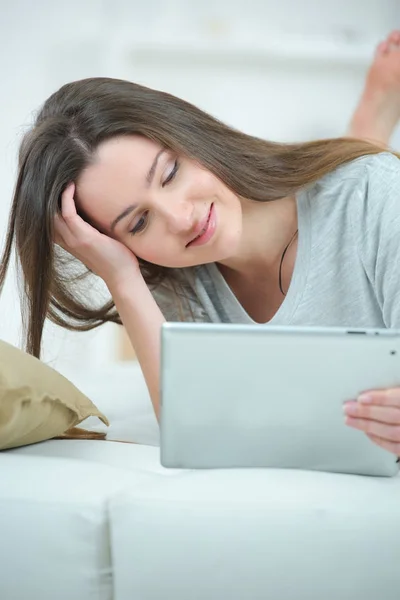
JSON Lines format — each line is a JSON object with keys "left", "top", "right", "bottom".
{"left": 146, "top": 148, "right": 165, "bottom": 185}
{"left": 110, "top": 148, "right": 165, "bottom": 232}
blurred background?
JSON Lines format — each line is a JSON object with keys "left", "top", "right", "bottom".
{"left": 0, "top": 0, "right": 399, "bottom": 377}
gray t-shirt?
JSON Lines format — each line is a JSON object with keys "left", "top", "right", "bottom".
{"left": 152, "top": 152, "right": 400, "bottom": 329}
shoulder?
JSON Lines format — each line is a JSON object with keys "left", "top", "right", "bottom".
{"left": 345, "top": 152, "right": 400, "bottom": 224}
{"left": 311, "top": 151, "right": 399, "bottom": 194}
{"left": 321, "top": 151, "right": 400, "bottom": 195}
{"left": 308, "top": 151, "right": 400, "bottom": 222}
{"left": 339, "top": 150, "right": 399, "bottom": 175}
{"left": 323, "top": 150, "right": 398, "bottom": 177}
{"left": 337, "top": 153, "right": 400, "bottom": 267}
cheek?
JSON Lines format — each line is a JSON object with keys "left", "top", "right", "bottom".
{"left": 139, "top": 248, "right": 164, "bottom": 265}
{"left": 132, "top": 235, "right": 190, "bottom": 269}
{"left": 186, "top": 167, "right": 217, "bottom": 195}
{"left": 126, "top": 233, "right": 169, "bottom": 266}
{"left": 200, "top": 173, "right": 221, "bottom": 196}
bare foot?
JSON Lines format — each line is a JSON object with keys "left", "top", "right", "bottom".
{"left": 348, "top": 30, "right": 400, "bottom": 146}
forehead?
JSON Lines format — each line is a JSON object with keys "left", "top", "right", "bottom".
{"left": 94, "top": 135, "right": 160, "bottom": 168}
{"left": 76, "top": 135, "right": 162, "bottom": 227}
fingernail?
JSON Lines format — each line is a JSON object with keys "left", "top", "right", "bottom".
{"left": 358, "top": 393, "right": 373, "bottom": 403}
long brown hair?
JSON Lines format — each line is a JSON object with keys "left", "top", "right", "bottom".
{"left": 0, "top": 77, "right": 395, "bottom": 358}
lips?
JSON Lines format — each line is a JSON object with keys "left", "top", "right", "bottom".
{"left": 186, "top": 203, "right": 216, "bottom": 248}
{"left": 186, "top": 204, "right": 213, "bottom": 247}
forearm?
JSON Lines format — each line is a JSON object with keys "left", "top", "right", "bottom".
{"left": 109, "top": 276, "right": 165, "bottom": 420}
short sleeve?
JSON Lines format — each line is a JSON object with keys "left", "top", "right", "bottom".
{"left": 352, "top": 152, "right": 400, "bottom": 328}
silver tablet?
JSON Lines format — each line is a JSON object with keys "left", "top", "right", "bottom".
{"left": 160, "top": 323, "right": 400, "bottom": 476}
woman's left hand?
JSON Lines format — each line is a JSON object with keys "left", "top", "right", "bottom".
{"left": 344, "top": 388, "right": 400, "bottom": 456}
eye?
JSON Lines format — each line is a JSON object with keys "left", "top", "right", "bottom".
{"left": 129, "top": 211, "right": 149, "bottom": 235}
{"left": 162, "top": 159, "right": 179, "bottom": 187}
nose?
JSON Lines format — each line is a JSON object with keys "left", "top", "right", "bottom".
{"left": 156, "top": 195, "right": 194, "bottom": 235}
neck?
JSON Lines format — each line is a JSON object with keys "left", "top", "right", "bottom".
{"left": 217, "top": 195, "right": 298, "bottom": 280}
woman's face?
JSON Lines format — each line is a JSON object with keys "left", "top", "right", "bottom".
{"left": 76, "top": 135, "right": 243, "bottom": 268}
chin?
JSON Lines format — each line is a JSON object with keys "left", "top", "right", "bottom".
{"left": 216, "top": 231, "right": 242, "bottom": 261}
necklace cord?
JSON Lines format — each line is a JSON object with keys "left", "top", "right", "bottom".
{"left": 278, "top": 229, "right": 298, "bottom": 296}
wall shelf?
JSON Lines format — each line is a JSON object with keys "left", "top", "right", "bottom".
{"left": 119, "top": 34, "right": 375, "bottom": 68}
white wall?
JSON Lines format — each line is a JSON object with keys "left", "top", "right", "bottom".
{"left": 0, "top": 0, "right": 399, "bottom": 374}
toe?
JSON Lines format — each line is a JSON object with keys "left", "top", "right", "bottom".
{"left": 388, "top": 30, "right": 400, "bottom": 48}
{"left": 376, "top": 40, "right": 389, "bottom": 56}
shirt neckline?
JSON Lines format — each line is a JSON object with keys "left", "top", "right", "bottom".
{"left": 205, "top": 188, "right": 311, "bottom": 325}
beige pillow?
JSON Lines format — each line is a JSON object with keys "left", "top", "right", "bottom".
{"left": 0, "top": 339, "right": 109, "bottom": 450}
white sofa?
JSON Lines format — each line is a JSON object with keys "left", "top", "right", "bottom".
{"left": 1, "top": 362, "right": 400, "bottom": 600}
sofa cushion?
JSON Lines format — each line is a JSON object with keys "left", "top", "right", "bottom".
{"left": 110, "top": 467, "right": 400, "bottom": 600}
{"left": 0, "top": 339, "right": 109, "bottom": 450}
{"left": 0, "top": 445, "right": 159, "bottom": 600}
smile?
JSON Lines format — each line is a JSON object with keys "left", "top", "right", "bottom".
{"left": 186, "top": 204, "right": 216, "bottom": 247}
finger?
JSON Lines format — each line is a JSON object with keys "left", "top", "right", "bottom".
{"left": 343, "top": 401, "right": 400, "bottom": 425}
{"left": 54, "top": 210, "right": 84, "bottom": 251}
{"left": 345, "top": 416, "right": 400, "bottom": 443}
{"left": 60, "top": 182, "right": 77, "bottom": 220}
{"left": 367, "top": 433, "right": 400, "bottom": 457}
{"left": 358, "top": 388, "right": 400, "bottom": 407}
{"left": 53, "top": 213, "right": 68, "bottom": 247}
{"left": 58, "top": 184, "right": 95, "bottom": 245}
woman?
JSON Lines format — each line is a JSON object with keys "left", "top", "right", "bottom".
{"left": 1, "top": 31, "right": 400, "bottom": 455}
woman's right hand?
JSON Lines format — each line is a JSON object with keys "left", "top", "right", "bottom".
{"left": 54, "top": 182, "right": 141, "bottom": 290}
